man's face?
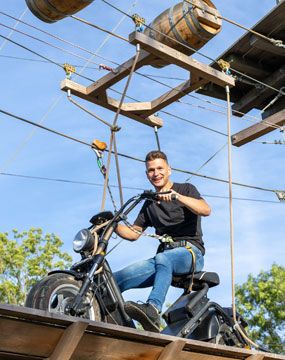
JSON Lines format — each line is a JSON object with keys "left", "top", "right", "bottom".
{"left": 146, "top": 158, "right": 171, "bottom": 190}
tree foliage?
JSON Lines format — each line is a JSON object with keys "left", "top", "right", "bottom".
{"left": 0, "top": 228, "right": 72, "bottom": 305}
{"left": 236, "top": 264, "right": 285, "bottom": 354}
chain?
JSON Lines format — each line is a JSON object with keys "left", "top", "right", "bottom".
{"left": 122, "top": 218, "right": 174, "bottom": 243}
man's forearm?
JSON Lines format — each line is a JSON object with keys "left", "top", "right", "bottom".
{"left": 115, "top": 224, "right": 142, "bottom": 241}
{"left": 177, "top": 195, "right": 211, "bottom": 216}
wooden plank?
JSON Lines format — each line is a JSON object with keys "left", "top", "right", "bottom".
{"left": 232, "top": 65, "right": 285, "bottom": 115}
{"left": 246, "top": 355, "right": 265, "bottom": 360}
{"left": 157, "top": 340, "right": 186, "bottom": 360}
{"left": 129, "top": 31, "right": 235, "bottom": 88}
{"left": 250, "top": 35, "right": 285, "bottom": 57}
{"left": 61, "top": 79, "right": 163, "bottom": 128}
{"left": 47, "top": 321, "right": 88, "bottom": 360}
{"left": 1, "top": 305, "right": 285, "bottom": 360}
{"left": 150, "top": 77, "right": 208, "bottom": 114}
{"left": 86, "top": 50, "right": 153, "bottom": 97}
{"left": 232, "top": 109, "right": 285, "bottom": 146}
{"left": 225, "top": 54, "right": 271, "bottom": 79}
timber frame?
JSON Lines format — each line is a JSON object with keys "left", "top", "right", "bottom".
{"left": 197, "top": 1, "right": 285, "bottom": 146}
{"left": 61, "top": 31, "right": 235, "bottom": 128}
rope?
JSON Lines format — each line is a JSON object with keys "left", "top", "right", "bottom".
{"left": 1, "top": 11, "right": 283, "bottom": 133}
{"left": 67, "top": 91, "right": 113, "bottom": 128}
{"left": 0, "top": 34, "right": 95, "bottom": 83}
{"left": 0, "top": 172, "right": 281, "bottom": 204}
{"left": 185, "top": 143, "right": 227, "bottom": 182}
{"left": 2, "top": 108, "right": 283, "bottom": 195}
{"left": 225, "top": 85, "right": 262, "bottom": 349}
{"left": 101, "top": 44, "right": 141, "bottom": 211}
{"left": 101, "top": 0, "right": 285, "bottom": 97}
{"left": 70, "top": 15, "right": 129, "bottom": 43}
{"left": 113, "top": 134, "right": 124, "bottom": 207}
{"left": 0, "top": 8, "right": 28, "bottom": 51}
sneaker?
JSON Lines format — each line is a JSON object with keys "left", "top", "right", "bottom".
{"left": 124, "top": 301, "right": 160, "bottom": 333}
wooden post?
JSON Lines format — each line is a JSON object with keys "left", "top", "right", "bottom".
{"left": 157, "top": 340, "right": 187, "bottom": 360}
{"left": 47, "top": 321, "right": 88, "bottom": 360}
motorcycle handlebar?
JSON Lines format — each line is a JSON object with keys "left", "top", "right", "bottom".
{"left": 141, "top": 190, "right": 176, "bottom": 201}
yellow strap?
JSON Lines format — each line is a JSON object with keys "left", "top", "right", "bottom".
{"left": 185, "top": 245, "right": 196, "bottom": 293}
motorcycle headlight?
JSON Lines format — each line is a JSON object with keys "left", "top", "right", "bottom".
{"left": 73, "top": 229, "right": 95, "bottom": 253}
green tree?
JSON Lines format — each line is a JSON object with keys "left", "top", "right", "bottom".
{"left": 0, "top": 228, "right": 72, "bottom": 305}
{"left": 236, "top": 264, "right": 285, "bottom": 354}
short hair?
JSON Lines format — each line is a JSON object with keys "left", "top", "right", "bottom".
{"left": 145, "top": 150, "right": 168, "bottom": 164}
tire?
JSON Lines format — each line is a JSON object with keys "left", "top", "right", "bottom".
{"left": 25, "top": 273, "right": 102, "bottom": 321}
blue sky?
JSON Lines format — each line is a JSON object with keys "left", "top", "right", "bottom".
{"left": 0, "top": 0, "right": 284, "bottom": 309}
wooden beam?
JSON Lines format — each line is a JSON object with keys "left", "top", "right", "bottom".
{"left": 157, "top": 340, "right": 186, "bottom": 360}
{"left": 150, "top": 76, "right": 208, "bottom": 114}
{"left": 61, "top": 79, "right": 163, "bottom": 128}
{"left": 232, "top": 109, "right": 285, "bottom": 146}
{"left": 129, "top": 31, "right": 235, "bottom": 88}
{"left": 246, "top": 355, "right": 265, "bottom": 360}
{"left": 225, "top": 54, "right": 271, "bottom": 79}
{"left": 232, "top": 65, "right": 285, "bottom": 115}
{"left": 250, "top": 35, "right": 285, "bottom": 56}
{"left": 86, "top": 50, "right": 153, "bottom": 97}
{"left": 47, "top": 321, "right": 88, "bottom": 360}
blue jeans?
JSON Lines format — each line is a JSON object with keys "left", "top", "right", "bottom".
{"left": 113, "top": 244, "right": 204, "bottom": 311}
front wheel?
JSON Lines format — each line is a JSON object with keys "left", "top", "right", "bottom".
{"left": 25, "top": 273, "right": 102, "bottom": 321}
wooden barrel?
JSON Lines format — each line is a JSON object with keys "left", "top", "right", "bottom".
{"left": 144, "top": 0, "right": 222, "bottom": 68}
{"left": 25, "top": 0, "right": 94, "bottom": 23}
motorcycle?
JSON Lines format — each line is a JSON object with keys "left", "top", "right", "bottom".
{"left": 25, "top": 190, "right": 249, "bottom": 347}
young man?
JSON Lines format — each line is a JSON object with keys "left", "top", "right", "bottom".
{"left": 114, "top": 150, "right": 211, "bottom": 332}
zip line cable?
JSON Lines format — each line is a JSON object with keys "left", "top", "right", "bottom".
{"left": 0, "top": 7, "right": 28, "bottom": 51}
{"left": 1, "top": 107, "right": 283, "bottom": 196}
{"left": 0, "top": 33, "right": 95, "bottom": 83}
{"left": 185, "top": 143, "right": 228, "bottom": 182}
{"left": 1, "top": 11, "right": 283, "bottom": 133}
{"left": 1, "top": 29, "right": 281, "bottom": 147}
{"left": 0, "top": 172, "right": 280, "bottom": 204}
{"left": 0, "top": 17, "right": 229, "bottom": 136}
{"left": 1, "top": 51, "right": 280, "bottom": 134}
{"left": 101, "top": 0, "right": 285, "bottom": 97}
{"left": 0, "top": 26, "right": 226, "bottom": 140}
{"left": 1, "top": 5, "right": 135, "bottom": 172}
{"left": 70, "top": 14, "right": 129, "bottom": 43}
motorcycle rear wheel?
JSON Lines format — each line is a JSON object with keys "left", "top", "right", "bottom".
{"left": 25, "top": 273, "right": 102, "bottom": 321}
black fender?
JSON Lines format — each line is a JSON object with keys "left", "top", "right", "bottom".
{"left": 48, "top": 269, "right": 85, "bottom": 281}
{"left": 187, "top": 306, "right": 220, "bottom": 341}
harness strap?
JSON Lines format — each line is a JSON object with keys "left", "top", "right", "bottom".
{"left": 185, "top": 245, "right": 196, "bottom": 293}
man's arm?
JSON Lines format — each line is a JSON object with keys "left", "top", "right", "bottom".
{"left": 115, "top": 224, "right": 143, "bottom": 241}
{"left": 158, "top": 189, "right": 211, "bottom": 216}
{"left": 175, "top": 194, "right": 211, "bottom": 216}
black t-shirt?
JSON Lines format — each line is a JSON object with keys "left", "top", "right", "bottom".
{"left": 134, "top": 183, "right": 205, "bottom": 255}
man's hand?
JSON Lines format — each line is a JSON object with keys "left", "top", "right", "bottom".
{"left": 157, "top": 189, "right": 179, "bottom": 202}
{"left": 157, "top": 189, "right": 211, "bottom": 216}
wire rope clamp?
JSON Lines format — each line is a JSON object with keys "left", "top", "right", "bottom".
{"left": 131, "top": 13, "right": 145, "bottom": 32}
{"left": 92, "top": 139, "right": 107, "bottom": 151}
{"left": 217, "top": 59, "right": 231, "bottom": 75}
{"left": 63, "top": 63, "right": 76, "bottom": 79}
{"left": 275, "top": 190, "right": 285, "bottom": 202}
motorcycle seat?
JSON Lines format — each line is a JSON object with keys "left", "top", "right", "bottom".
{"left": 171, "top": 271, "right": 220, "bottom": 291}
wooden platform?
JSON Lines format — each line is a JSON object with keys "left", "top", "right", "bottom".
{"left": 1, "top": 304, "right": 285, "bottom": 360}
{"left": 197, "top": 1, "right": 285, "bottom": 146}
